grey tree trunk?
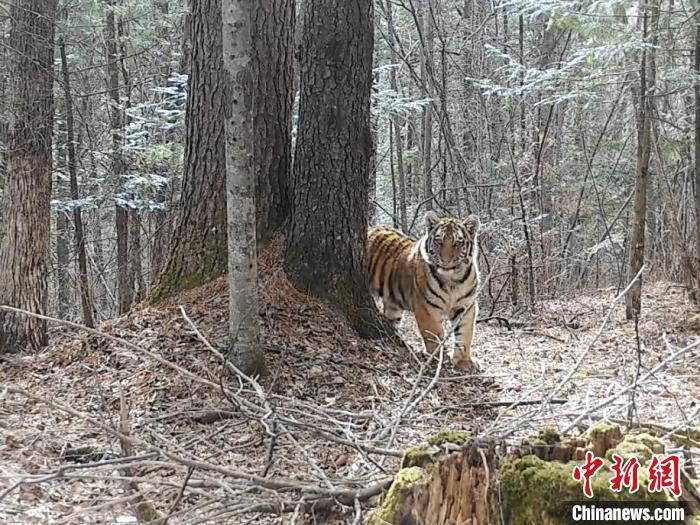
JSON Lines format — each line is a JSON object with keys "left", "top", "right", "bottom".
{"left": 626, "top": 0, "right": 658, "bottom": 319}
{"left": 285, "top": 0, "right": 389, "bottom": 338}
{"left": 253, "top": 0, "right": 294, "bottom": 247}
{"left": 150, "top": 0, "right": 172, "bottom": 283}
{"left": 420, "top": 0, "right": 435, "bottom": 210}
{"left": 60, "top": 40, "right": 95, "bottom": 328}
{"left": 56, "top": 209, "right": 71, "bottom": 316}
{"left": 384, "top": 0, "right": 407, "bottom": 230}
{"left": 222, "top": 0, "right": 262, "bottom": 375}
{"left": 105, "top": 1, "right": 132, "bottom": 315}
{"left": 0, "top": 0, "right": 57, "bottom": 352}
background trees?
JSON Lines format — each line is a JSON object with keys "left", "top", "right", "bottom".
{"left": 0, "top": 3, "right": 698, "bottom": 521}
{"left": 0, "top": 0, "right": 697, "bottom": 353}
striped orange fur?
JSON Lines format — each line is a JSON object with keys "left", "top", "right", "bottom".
{"left": 368, "top": 211, "right": 481, "bottom": 370}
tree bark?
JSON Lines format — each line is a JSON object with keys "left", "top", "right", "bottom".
{"left": 150, "top": 0, "right": 228, "bottom": 301}
{"left": 285, "top": 0, "right": 388, "bottom": 338}
{"left": 222, "top": 0, "right": 262, "bottom": 375}
{"left": 105, "top": 0, "right": 132, "bottom": 315}
{"left": 626, "top": 0, "right": 658, "bottom": 320}
{"left": 695, "top": 3, "right": 700, "bottom": 305}
{"left": 55, "top": 210, "right": 71, "bottom": 316}
{"left": 420, "top": 0, "right": 435, "bottom": 210}
{"left": 60, "top": 40, "right": 95, "bottom": 328}
{"left": 384, "top": 0, "right": 407, "bottom": 230}
{"left": 253, "top": 0, "right": 294, "bottom": 247}
{"left": 150, "top": 0, "right": 173, "bottom": 284}
{"left": 0, "top": 0, "right": 57, "bottom": 352}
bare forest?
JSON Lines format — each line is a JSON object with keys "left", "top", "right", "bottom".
{"left": 0, "top": 0, "right": 699, "bottom": 523}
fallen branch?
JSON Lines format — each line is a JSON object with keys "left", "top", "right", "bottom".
{"left": 435, "top": 398, "right": 568, "bottom": 414}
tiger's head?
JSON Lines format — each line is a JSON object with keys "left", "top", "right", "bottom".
{"left": 421, "top": 211, "right": 480, "bottom": 270}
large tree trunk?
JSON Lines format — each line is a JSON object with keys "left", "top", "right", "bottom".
{"left": 0, "top": 0, "right": 57, "bottom": 352}
{"left": 285, "top": 0, "right": 388, "bottom": 338}
{"left": 626, "top": 0, "right": 658, "bottom": 320}
{"left": 150, "top": 0, "right": 227, "bottom": 301}
{"left": 105, "top": 1, "right": 132, "bottom": 315}
{"left": 253, "top": 0, "right": 294, "bottom": 247}
{"left": 222, "top": 0, "right": 262, "bottom": 375}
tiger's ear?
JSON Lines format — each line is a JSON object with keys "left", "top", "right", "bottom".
{"left": 425, "top": 211, "right": 439, "bottom": 231}
{"left": 463, "top": 214, "right": 480, "bottom": 238}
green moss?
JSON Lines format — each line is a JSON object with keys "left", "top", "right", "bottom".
{"left": 501, "top": 455, "right": 668, "bottom": 525}
{"left": 148, "top": 241, "right": 226, "bottom": 304}
{"left": 588, "top": 422, "right": 619, "bottom": 439}
{"left": 374, "top": 467, "right": 426, "bottom": 524}
{"left": 605, "top": 440, "right": 653, "bottom": 462}
{"left": 600, "top": 432, "right": 663, "bottom": 462}
{"left": 135, "top": 502, "right": 160, "bottom": 523}
{"left": 588, "top": 423, "right": 623, "bottom": 456}
{"left": 427, "top": 430, "right": 469, "bottom": 447}
{"left": 537, "top": 427, "right": 561, "bottom": 445}
{"left": 401, "top": 446, "right": 435, "bottom": 469}
{"left": 691, "top": 426, "right": 700, "bottom": 440}
{"left": 626, "top": 433, "right": 664, "bottom": 454}
{"left": 521, "top": 437, "right": 551, "bottom": 459}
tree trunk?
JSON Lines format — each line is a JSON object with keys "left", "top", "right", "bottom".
{"left": 369, "top": 117, "right": 378, "bottom": 223}
{"left": 60, "top": 40, "right": 95, "bottom": 328}
{"left": 150, "top": 0, "right": 228, "bottom": 301}
{"left": 253, "top": 0, "right": 294, "bottom": 247}
{"left": 0, "top": 0, "right": 57, "bottom": 352}
{"left": 222, "top": 0, "right": 262, "bottom": 375}
{"left": 56, "top": 210, "right": 71, "bottom": 317}
{"left": 149, "top": 0, "right": 172, "bottom": 285}
{"left": 131, "top": 213, "right": 145, "bottom": 303}
{"left": 285, "top": 0, "right": 388, "bottom": 338}
{"left": 105, "top": 1, "right": 132, "bottom": 315}
{"left": 385, "top": 0, "right": 407, "bottom": 230}
{"left": 420, "top": 0, "right": 435, "bottom": 210}
{"left": 626, "top": 0, "right": 658, "bottom": 320}
{"left": 695, "top": 3, "right": 700, "bottom": 305}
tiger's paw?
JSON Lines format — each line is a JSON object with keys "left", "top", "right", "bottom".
{"left": 452, "top": 346, "right": 481, "bottom": 372}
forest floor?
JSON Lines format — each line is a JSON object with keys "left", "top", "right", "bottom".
{"left": 1, "top": 241, "right": 699, "bottom": 524}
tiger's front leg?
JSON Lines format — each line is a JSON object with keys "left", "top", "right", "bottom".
{"left": 452, "top": 302, "right": 479, "bottom": 371}
{"left": 414, "top": 302, "right": 444, "bottom": 356}
{"left": 383, "top": 300, "right": 404, "bottom": 327}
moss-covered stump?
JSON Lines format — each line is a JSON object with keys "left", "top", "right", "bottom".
{"left": 370, "top": 427, "right": 687, "bottom": 525}
{"left": 367, "top": 438, "right": 499, "bottom": 525}
{"left": 500, "top": 454, "right": 668, "bottom": 525}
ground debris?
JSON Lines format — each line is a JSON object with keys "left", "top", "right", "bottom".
{"left": 0, "top": 255, "right": 697, "bottom": 523}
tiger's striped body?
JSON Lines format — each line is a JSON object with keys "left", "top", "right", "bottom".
{"left": 368, "top": 212, "right": 481, "bottom": 370}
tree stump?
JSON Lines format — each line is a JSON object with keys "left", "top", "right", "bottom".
{"left": 367, "top": 432, "right": 498, "bottom": 525}
{"left": 367, "top": 426, "right": 690, "bottom": 525}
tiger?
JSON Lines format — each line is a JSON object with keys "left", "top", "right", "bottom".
{"left": 367, "top": 211, "right": 481, "bottom": 370}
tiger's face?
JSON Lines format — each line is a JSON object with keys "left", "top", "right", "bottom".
{"left": 423, "top": 211, "right": 480, "bottom": 269}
